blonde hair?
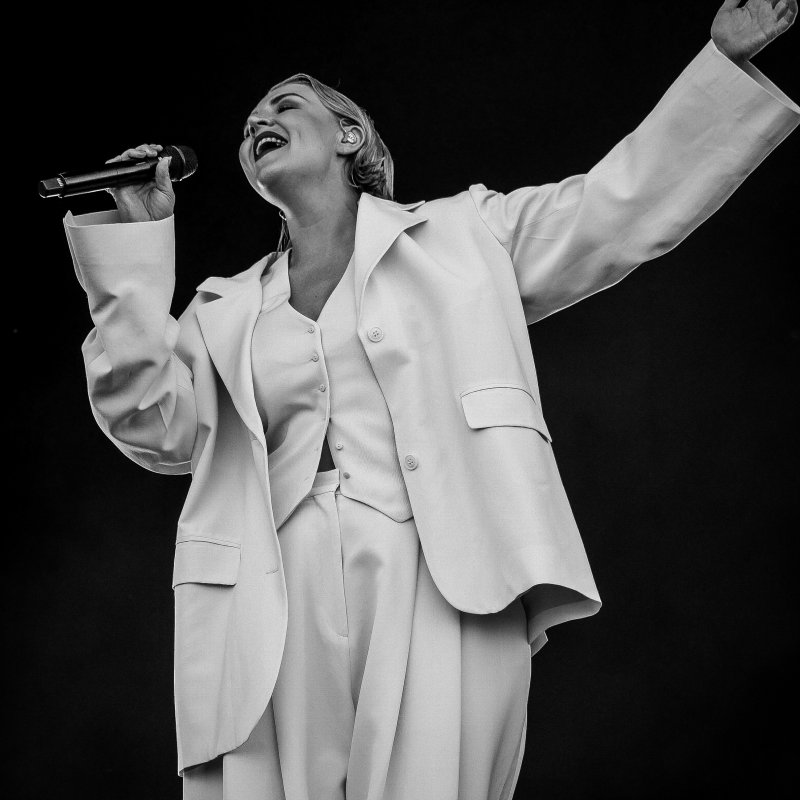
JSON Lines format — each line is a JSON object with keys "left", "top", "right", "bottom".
{"left": 269, "top": 73, "right": 395, "bottom": 251}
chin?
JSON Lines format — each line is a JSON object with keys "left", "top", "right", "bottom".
{"left": 250, "top": 174, "right": 285, "bottom": 207}
{"left": 255, "top": 163, "right": 301, "bottom": 199}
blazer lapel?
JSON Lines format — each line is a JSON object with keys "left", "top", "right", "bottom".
{"left": 353, "top": 194, "right": 427, "bottom": 319}
{"left": 192, "top": 193, "right": 427, "bottom": 441}
{"left": 195, "top": 256, "right": 276, "bottom": 444}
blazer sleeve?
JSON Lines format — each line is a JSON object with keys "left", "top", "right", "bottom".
{"left": 469, "top": 40, "right": 800, "bottom": 325}
{"left": 65, "top": 210, "right": 197, "bottom": 475}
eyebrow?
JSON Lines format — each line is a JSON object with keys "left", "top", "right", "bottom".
{"left": 254, "top": 92, "right": 308, "bottom": 115}
{"left": 270, "top": 92, "right": 307, "bottom": 105}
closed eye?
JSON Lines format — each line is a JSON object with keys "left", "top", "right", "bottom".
{"left": 242, "top": 95, "right": 300, "bottom": 137}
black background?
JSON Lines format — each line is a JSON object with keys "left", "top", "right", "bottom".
{"left": 11, "top": 2, "right": 799, "bottom": 797}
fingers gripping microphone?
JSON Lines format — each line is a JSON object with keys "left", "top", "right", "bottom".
{"left": 38, "top": 145, "right": 198, "bottom": 199}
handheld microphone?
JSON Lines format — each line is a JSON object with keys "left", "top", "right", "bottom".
{"left": 38, "top": 144, "right": 198, "bottom": 199}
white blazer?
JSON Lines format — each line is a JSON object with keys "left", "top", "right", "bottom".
{"left": 65, "top": 41, "right": 798, "bottom": 774}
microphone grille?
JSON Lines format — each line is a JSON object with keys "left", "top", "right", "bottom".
{"left": 163, "top": 145, "right": 198, "bottom": 182}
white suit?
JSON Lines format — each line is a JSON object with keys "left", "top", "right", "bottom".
{"left": 64, "top": 40, "right": 798, "bottom": 774}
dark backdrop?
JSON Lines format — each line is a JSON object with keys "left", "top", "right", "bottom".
{"left": 11, "top": 2, "right": 798, "bottom": 798}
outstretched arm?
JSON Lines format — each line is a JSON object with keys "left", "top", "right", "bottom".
{"left": 470, "top": 2, "right": 798, "bottom": 325}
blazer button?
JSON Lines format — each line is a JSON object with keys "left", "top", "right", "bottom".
{"left": 404, "top": 454, "right": 419, "bottom": 470}
{"left": 367, "top": 326, "right": 384, "bottom": 342}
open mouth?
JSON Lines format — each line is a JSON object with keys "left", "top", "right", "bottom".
{"left": 254, "top": 131, "right": 288, "bottom": 161}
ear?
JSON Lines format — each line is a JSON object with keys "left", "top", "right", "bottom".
{"left": 336, "top": 122, "right": 365, "bottom": 156}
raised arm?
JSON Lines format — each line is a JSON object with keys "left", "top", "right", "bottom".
{"left": 470, "top": 1, "right": 798, "bottom": 325}
{"left": 66, "top": 144, "right": 198, "bottom": 474}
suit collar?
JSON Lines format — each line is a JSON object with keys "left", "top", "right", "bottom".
{"left": 352, "top": 193, "right": 427, "bottom": 318}
{"left": 195, "top": 282, "right": 265, "bottom": 443}
{"left": 194, "top": 193, "right": 427, "bottom": 301}
{"left": 196, "top": 253, "right": 276, "bottom": 297}
{"left": 192, "top": 193, "right": 427, "bottom": 442}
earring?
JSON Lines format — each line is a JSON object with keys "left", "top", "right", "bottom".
{"left": 345, "top": 132, "right": 357, "bottom": 144}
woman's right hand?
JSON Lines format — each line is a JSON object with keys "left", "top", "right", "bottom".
{"left": 106, "top": 143, "right": 176, "bottom": 222}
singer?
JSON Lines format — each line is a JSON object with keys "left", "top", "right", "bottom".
{"left": 62, "top": 2, "right": 797, "bottom": 798}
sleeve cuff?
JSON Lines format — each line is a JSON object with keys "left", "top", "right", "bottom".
{"left": 700, "top": 39, "right": 800, "bottom": 146}
{"left": 709, "top": 38, "right": 800, "bottom": 114}
{"left": 64, "top": 210, "right": 175, "bottom": 292}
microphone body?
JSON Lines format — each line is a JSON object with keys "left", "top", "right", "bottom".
{"left": 38, "top": 144, "right": 198, "bottom": 199}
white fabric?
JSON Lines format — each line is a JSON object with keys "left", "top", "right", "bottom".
{"left": 182, "top": 469, "right": 531, "bottom": 800}
{"left": 251, "top": 250, "right": 413, "bottom": 529}
{"left": 225, "top": 251, "right": 527, "bottom": 797}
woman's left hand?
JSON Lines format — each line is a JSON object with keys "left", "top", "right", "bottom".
{"left": 712, "top": 0, "right": 797, "bottom": 63}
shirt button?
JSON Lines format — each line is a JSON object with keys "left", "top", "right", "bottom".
{"left": 319, "top": 384, "right": 327, "bottom": 392}
{"left": 335, "top": 442, "right": 344, "bottom": 450}
{"left": 307, "top": 325, "right": 315, "bottom": 334}
{"left": 367, "top": 326, "right": 384, "bottom": 342}
{"left": 343, "top": 471, "right": 351, "bottom": 479}
{"left": 311, "top": 353, "right": 320, "bottom": 362}
{"left": 404, "top": 454, "right": 419, "bottom": 470}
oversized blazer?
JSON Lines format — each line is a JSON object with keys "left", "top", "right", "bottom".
{"left": 65, "top": 41, "right": 798, "bottom": 774}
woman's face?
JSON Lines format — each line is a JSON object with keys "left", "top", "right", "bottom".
{"left": 239, "top": 82, "right": 351, "bottom": 204}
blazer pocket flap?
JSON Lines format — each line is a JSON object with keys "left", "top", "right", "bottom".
{"left": 172, "top": 539, "right": 241, "bottom": 588}
{"left": 460, "top": 386, "right": 552, "bottom": 441}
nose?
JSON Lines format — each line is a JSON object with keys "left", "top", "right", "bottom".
{"left": 245, "top": 113, "right": 275, "bottom": 137}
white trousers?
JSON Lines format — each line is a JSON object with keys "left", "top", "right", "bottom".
{"left": 183, "top": 468, "right": 531, "bottom": 799}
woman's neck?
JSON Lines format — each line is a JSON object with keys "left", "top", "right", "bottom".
{"left": 283, "top": 189, "right": 358, "bottom": 274}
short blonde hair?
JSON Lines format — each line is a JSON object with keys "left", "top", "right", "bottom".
{"left": 269, "top": 73, "right": 395, "bottom": 251}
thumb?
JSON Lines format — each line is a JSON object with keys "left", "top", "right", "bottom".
{"left": 719, "top": 0, "right": 741, "bottom": 10}
{"left": 155, "top": 155, "right": 174, "bottom": 194}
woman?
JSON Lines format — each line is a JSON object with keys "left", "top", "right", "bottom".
{"left": 64, "top": 2, "right": 797, "bottom": 798}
